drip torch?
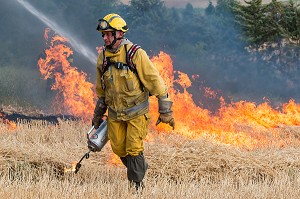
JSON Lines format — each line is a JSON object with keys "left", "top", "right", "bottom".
{"left": 74, "top": 119, "right": 108, "bottom": 174}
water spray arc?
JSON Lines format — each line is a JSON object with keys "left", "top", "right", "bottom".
{"left": 16, "top": 0, "right": 97, "bottom": 65}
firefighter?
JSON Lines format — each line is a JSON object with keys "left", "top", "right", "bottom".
{"left": 92, "top": 13, "right": 175, "bottom": 191}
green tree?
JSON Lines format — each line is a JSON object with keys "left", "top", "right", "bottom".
{"left": 205, "top": 1, "right": 215, "bottom": 16}
{"left": 282, "top": 0, "right": 300, "bottom": 44}
{"left": 208, "top": 0, "right": 243, "bottom": 54}
{"left": 275, "top": 0, "right": 300, "bottom": 74}
{"left": 235, "top": 0, "right": 266, "bottom": 50}
{"left": 124, "top": 0, "right": 172, "bottom": 53}
{"left": 183, "top": 3, "right": 195, "bottom": 17}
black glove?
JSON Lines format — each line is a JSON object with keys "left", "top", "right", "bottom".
{"left": 156, "top": 99, "right": 175, "bottom": 130}
{"left": 92, "top": 115, "right": 103, "bottom": 129}
{"left": 92, "top": 98, "right": 107, "bottom": 129}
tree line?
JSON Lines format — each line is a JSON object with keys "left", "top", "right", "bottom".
{"left": 120, "top": 0, "right": 300, "bottom": 104}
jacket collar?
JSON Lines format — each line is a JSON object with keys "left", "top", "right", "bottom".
{"left": 106, "top": 38, "right": 132, "bottom": 53}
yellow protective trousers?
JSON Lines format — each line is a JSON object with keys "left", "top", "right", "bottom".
{"left": 107, "top": 113, "right": 151, "bottom": 157}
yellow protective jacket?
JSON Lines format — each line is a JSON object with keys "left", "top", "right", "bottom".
{"left": 95, "top": 39, "right": 168, "bottom": 121}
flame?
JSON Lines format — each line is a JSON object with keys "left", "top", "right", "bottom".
{"left": 0, "top": 112, "right": 17, "bottom": 130}
{"left": 38, "top": 29, "right": 95, "bottom": 119}
{"left": 150, "top": 52, "right": 300, "bottom": 149}
{"left": 7, "top": 120, "right": 17, "bottom": 130}
{"left": 108, "top": 153, "right": 122, "bottom": 166}
{"left": 38, "top": 30, "right": 300, "bottom": 149}
{"left": 64, "top": 161, "right": 77, "bottom": 173}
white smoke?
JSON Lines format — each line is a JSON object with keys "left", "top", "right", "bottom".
{"left": 16, "top": 0, "right": 97, "bottom": 65}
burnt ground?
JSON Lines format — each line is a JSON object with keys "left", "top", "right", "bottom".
{"left": 0, "top": 109, "right": 79, "bottom": 125}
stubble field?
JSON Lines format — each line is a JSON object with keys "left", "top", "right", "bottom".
{"left": 1, "top": 120, "right": 300, "bottom": 199}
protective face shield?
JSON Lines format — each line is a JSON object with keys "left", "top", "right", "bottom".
{"left": 96, "top": 13, "right": 128, "bottom": 33}
{"left": 97, "top": 19, "right": 114, "bottom": 32}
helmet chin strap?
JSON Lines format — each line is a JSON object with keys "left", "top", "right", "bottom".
{"left": 106, "top": 31, "right": 123, "bottom": 50}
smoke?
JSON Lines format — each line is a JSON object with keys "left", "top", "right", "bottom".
{"left": 1, "top": 0, "right": 299, "bottom": 112}
{"left": 16, "top": 0, "right": 97, "bottom": 65}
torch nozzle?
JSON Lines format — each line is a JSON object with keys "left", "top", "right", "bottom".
{"left": 74, "top": 150, "right": 91, "bottom": 174}
{"left": 74, "top": 163, "right": 81, "bottom": 174}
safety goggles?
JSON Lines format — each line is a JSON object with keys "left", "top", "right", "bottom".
{"left": 97, "top": 19, "right": 114, "bottom": 31}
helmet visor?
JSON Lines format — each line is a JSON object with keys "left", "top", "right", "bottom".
{"left": 97, "top": 19, "right": 113, "bottom": 31}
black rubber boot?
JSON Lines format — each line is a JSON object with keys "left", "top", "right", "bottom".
{"left": 126, "top": 153, "right": 148, "bottom": 194}
{"left": 127, "top": 153, "right": 148, "bottom": 182}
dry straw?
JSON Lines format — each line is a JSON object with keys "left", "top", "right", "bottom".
{"left": 1, "top": 120, "right": 300, "bottom": 198}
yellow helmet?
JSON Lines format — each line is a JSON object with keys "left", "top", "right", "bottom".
{"left": 97, "top": 13, "right": 128, "bottom": 32}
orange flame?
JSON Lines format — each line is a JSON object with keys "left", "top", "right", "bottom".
{"left": 7, "top": 120, "right": 17, "bottom": 130}
{"left": 38, "top": 30, "right": 300, "bottom": 149}
{"left": 150, "top": 52, "right": 300, "bottom": 149}
{"left": 64, "top": 161, "right": 77, "bottom": 173}
{"left": 38, "top": 29, "right": 95, "bottom": 119}
{"left": 108, "top": 153, "right": 122, "bottom": 166}
{"left": 0, "top": 112, "right": 17, "bottom": 130}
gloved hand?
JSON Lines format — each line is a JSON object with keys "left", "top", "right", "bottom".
{"left": 92, "top": 98, "right": 107, "bottom": 129}
{"left": 156, "top": 98, "right": 175, "bottom": 130}
{"left": 92, "top": 115, "right": 103, "bottom": 129}
{"left": 156, "top": 112, "right": 175, "bottom": 130}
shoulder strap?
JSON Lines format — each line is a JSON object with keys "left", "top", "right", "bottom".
{"left": 101, "top": 48, "right": 111, "bottom": 74}
{"left": 101, "top": 48, "right": 107, "bottom": 72}
{"left": 125, "top": 44, "right": 148, "bottom": 93}
{"left": 125, "top": 44, "right": 141, "bottom": 73}
{"left": 101, "top": 44, "right": 141, "bottom": 74}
